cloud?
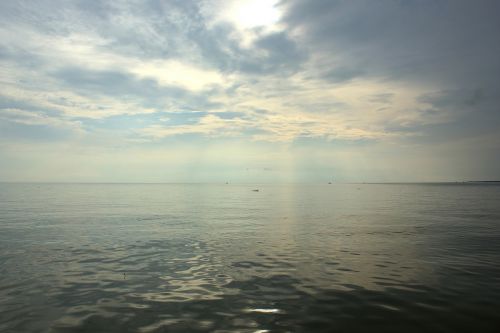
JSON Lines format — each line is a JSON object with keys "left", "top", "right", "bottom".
{"left": 1, "top": 0, "right": 499, "bottom": 181}
{"left": 322, "top": 67, "right": 365, "bottom": 84}
{"left": 281, "top": 0, "right": 500, "bottom": 85}
{"left": 0, "top": 108, "right": 82, "bottom": 142}
{"left": 366, "top": 93, "right": 394, "bottom": 105}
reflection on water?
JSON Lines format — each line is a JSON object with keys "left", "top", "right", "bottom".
{"left": 1, "top": 183, "right": 500, "bottom": 332}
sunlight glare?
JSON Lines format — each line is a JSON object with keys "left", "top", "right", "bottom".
{"left": 229, "top": 0, "right": 281, "bottom": 29}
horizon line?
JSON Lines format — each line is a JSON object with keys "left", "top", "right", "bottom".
{"left": 1, "top": 181, "right": 499, "bottom": 185}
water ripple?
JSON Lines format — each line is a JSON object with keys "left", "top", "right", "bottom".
{"left": 1, "top": 183, "right": 500, "bottom": 332}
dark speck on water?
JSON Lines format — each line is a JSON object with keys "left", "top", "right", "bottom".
{"left": 1, "top": 183, "right": 500, "bottom": 332}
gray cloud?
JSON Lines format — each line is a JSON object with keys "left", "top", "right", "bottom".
{"left": 322, "top": 67, "right": 364, "bottom": 84}
{"left": 53, "top": 67, "right": 184, "bottom": 100}
{"left": 1, "top": 0, "right": 306, "bottom": 75}
{"left": 417, "top": 89, "right": 485, "bottom": 110}
{"left": 279, "top": 0, "right": 500, "bottom": 149}
{"left": 51, "top": 66, "right": 224, "bottom": 115}
{"left": 281, "top": 0, "right": 500, "bottom": 85}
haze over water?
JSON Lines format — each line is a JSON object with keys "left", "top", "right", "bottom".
{"left": 1, "top": 183, "right": 499, "bottom": 332}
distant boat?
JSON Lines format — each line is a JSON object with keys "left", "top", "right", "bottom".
{"left": 252, "top": 189, "right": 259, "bottom": 192}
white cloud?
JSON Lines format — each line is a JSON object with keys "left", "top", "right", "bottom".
{"left": 130, "top": 60, "right": 227, "bottom": 91}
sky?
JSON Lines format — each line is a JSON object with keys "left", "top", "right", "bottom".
{"left": 1, "top": 0, "right": 499, "bottom": 183}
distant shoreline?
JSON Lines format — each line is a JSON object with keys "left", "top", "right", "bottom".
{"left": 466, "top": 181, "right": 500, "bottom": 183}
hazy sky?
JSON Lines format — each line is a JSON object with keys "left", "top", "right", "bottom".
{"left": 1, "top": 0, "right": 499, "bottom": 182}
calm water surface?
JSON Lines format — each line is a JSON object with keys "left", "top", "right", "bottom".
{"left": 1, "top": 183, "right": 499, "bottom": 332}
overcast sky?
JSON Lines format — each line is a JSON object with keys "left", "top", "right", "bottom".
{"left": 1, "top": 0, "right": 499, "bottom": 182}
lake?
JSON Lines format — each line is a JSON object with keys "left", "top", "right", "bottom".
{"left": 1, "top": 183, "right": 499, "bottom": 332}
